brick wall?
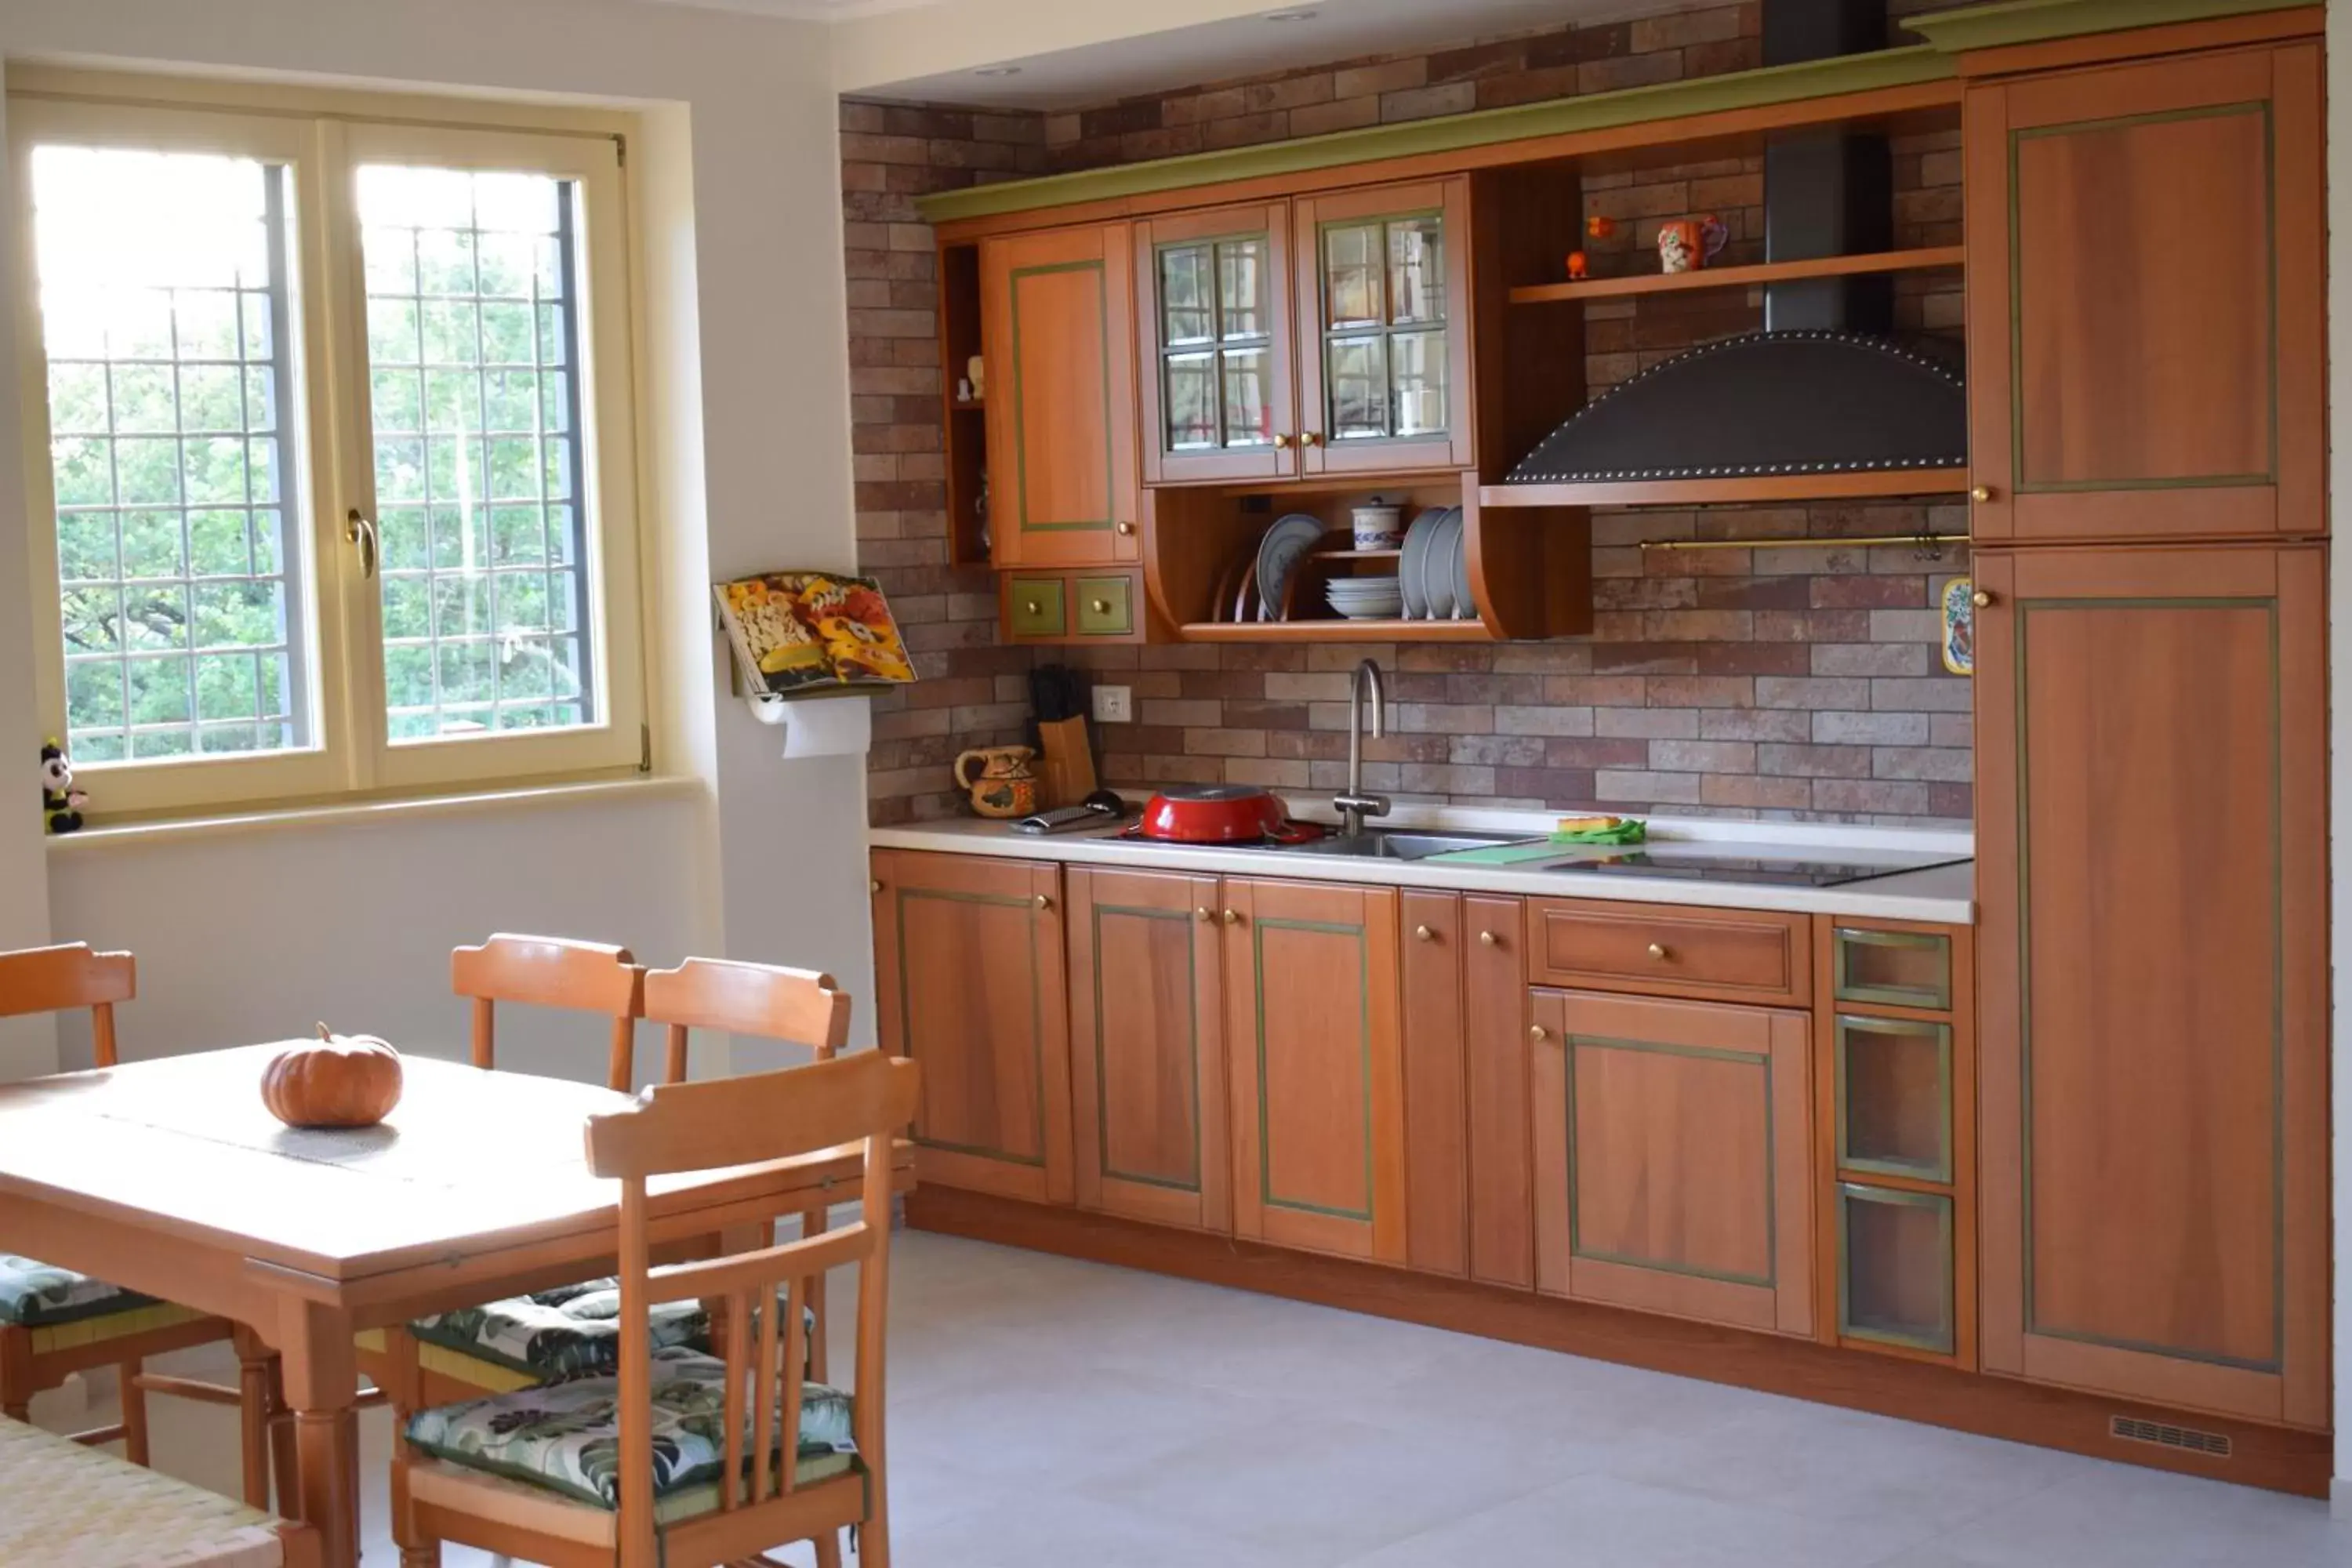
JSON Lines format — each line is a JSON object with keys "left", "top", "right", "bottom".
{"left": 850, "top": 1, "right": 1974, "bottom": 828}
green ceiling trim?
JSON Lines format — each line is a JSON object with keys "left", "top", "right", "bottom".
{"left": 1901, "top": 0, "right": 2309, "bottom": 53}
{"left": 915, "top": 46, "right": 1955, "bottom": 226}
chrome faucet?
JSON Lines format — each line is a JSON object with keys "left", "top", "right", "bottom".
{"left": 1335, "top": 659, "right": 1392, "bottom": 840}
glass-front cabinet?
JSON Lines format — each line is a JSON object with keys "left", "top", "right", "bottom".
{"left": 1135, "top": 204, "right": 1295, "bottom": 485}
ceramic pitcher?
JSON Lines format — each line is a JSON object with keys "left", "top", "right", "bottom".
{"left": 955, "top": 746, "right": 1040, "bottom": 819}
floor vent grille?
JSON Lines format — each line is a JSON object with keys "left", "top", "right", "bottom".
{"left": 2110, "top": 1415, "right": 2232, "bottom": 1458}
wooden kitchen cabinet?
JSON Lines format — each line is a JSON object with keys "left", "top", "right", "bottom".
{"left": 1962, "top": 42, "right": 2323, "bottom": 543}
{"left": 979, "top": 223, "right": 1143, "bottom": 565}
{"left": 1224, "top": 878, "right": 1407, "bottom": 1264}
{"left": 1065, "top": 866, "right": 1230, "bottom": 1232}
{"left": 1464, "top": 895, "right": 1534, "bottom": 1289}
{"left": 1134, "top": 201, "right": 1298, "bottom": 486}
{"left": 1973, "top": 544, "right": 2328, "bottom": 1427}
{"left": 1398, "top": 891, "right": 1469, "bottom": 1276}
{"left": 870, "top": 850, "right": 1074, "bottom": 1204}
{"left": 1531, "top": 988, "right": 1813, "bottom": 1337}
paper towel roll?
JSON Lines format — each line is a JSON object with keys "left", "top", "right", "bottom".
{"left": 751, "top": 692, "right": 872, "bottom": 759}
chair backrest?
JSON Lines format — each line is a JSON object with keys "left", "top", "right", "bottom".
{"left": 584, "top": 1050, "right": 919, "bottom": 1563}
{"left": 640, "top": 958, "right": 851, "bottom": 1084}
{"left": 0, "top": 943, "right": 135, "bottom": 1068}
{"left": 451, "top": 935, "right": 645, "bottom": 1092}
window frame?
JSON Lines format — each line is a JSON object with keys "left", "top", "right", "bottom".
{"left": 9, "top": 81, "right": 649, "bottom": 818}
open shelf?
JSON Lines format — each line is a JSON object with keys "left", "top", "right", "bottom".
{"left": 1509, "top": 246, "right": 1965, "bottom": 306}
{"left": 1180, "top": 618, "right": 1501, "bottom": 643}
{"left": 1483, "top": 470, "right": 1972, "bottom": 509}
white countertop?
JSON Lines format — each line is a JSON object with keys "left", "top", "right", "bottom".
{"left": 871, "top": 800, "right": 1976, "bottom": 925}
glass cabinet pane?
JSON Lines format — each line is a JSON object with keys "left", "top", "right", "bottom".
{"left": 1163, "top": 354, "right": 1217, "bottom": 451}
{"left": 1839, "top": 1185, "right": 1955, "bottom": 1354}
{"left": 1387, "top": 216, "right": 1444, "bottom": 325}
{"left": 1837, "top": 1015, "right": 1952, "bottom": 1181}
{"left": 1218, "top": 239, "right": 1268, "bottom": 341}
{"left": 1327, "top": 336, "right": 1388, "bottom": 441}
{"left": 1324, "top": 224, "right": 1383, "bottom": 329}
{"left": 1834, "top": 928, "right": 1952, "bottom": 1011}
{"left": 1221, "top": 349, "right": 1272, "bottom": 448}
{"left": 1160, "top": 245, "right": 1213, "bottom": 347}
{"left": 1390, "top": 330, "right": 1447, "bottom": 437}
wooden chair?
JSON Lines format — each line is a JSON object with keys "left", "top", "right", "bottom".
{"left": 0, "top": 944, "right": 282, "bottom": 1508}
{"left": 395, "top": 1048, "right": 917, "bottom": 1568}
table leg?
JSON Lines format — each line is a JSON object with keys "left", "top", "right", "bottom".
{"left": 276, "top": 1298, "right": 361, "bottom": 1568}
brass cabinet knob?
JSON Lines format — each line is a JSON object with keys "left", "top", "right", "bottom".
{"left": 1091, "top": 599, "right": 1111, "bottom": 615}
{"left": 1033, "top": 894, "right": 1054, "bottom": 911}
{"left": 1969, "top": 485, "right": 1994, "bottom": 503}
{"left": 1647, "top": 942, "right": 1671, "bottom": 960}
{"left": 1479, "top": 931, "right": 1498, "bottom": 947}
{"left": 1116, "top": 521, "right": 1135, "bottom": 535}
{"left": 1529, "top": 1024, "right": 1549, "bottom": 1043}
{"left": 1221, "top": 909, "right": 1242, "bottom": 926}
{"left": 1414, "top": 924, "right": 1436, "bottom": 942}
{"left": 1272, "top": 434, "right": 1292, "bottom": 449}
{"left": 1972, "top": 590, "right": 1993, "bottom": 609}
{"left": 1023, "top": 601, "right": 1041, "bottom": 615}
{"left": 1300, "top": 431, "right": 1323, "bottom": 447}
{"left": 1196, "top": 906, "right": 1214, "bottom": 922}
{"left": 869, "top": 879, "right": 883, "bottom": 894}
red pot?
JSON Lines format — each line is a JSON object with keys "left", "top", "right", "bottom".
{"left": 1138, "top": 785, "right": 1321, "bottom": 845}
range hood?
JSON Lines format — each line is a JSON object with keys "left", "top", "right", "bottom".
{"left": 1507, "top": 0, "right": 1966, "bottom": 490}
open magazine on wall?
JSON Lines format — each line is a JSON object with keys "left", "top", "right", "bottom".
{"left": 713, "top": 572, "right": 916, "bottom": 697}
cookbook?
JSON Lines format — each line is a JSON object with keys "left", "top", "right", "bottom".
{"left": 713, "top": 571, "right": 916, "bottom": 695}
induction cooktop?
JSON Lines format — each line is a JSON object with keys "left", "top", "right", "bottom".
{"left": 1548, "top": 853, "right": 1969, "bottom": 888}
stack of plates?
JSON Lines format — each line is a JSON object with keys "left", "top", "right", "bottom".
{"left": 1399, "top": 506, "right": 1473, "bottom": 620}
{"left": 1326, "top": 575, "right": 1405, "bottom": 620}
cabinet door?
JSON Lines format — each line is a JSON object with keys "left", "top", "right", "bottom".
{"left": 1975, "top": 546, "right": 2326, "bottom": 1427}
{"left": 1292, "top": 179, "right": 1475, "bottom": 476}
{"left": 1135, "top": 203, "right": 1297, "bottom": 486}
{"left": 1066, "top": 866, "right": 1229, "bottom": 1232}
{"left": 1464, "top": 895, "right": 1533, "bottom": 1289}
{"left": 1224, "top": 879, "right": 1406, "bottom": 1263}
{"left": 979, "top": 224, "right": 1142, "bottom": 565}
{"left": 1399, "top": 891, "right": 1468, "bottom": 1276}
{"left": 870, "top": 850, "right": 1073, "bottom": 1204}
{"left": 1964, "top": 44, "right": 2322, "bottom": 542}
{"left": 1531, "top": 989, "right": 1813, "bottom": 1336}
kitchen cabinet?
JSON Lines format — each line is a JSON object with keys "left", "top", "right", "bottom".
{"left": 1531, "top": 988, "right": 1813, "bottom": 1337}
{"left": 1134, "top": 202, "right": 1298, "bottom": 486}
{"left": 1000, "top": 568, "right": 1149, "bottom": 644}
{"left": 869, "top": 850, "right": 1074, "bottom": 1204}
{"left": 1973, "top": 544, "right": 2327, "bottom": 1426}
{"left": 979, "top": 223, "right": 1142, "bottom": 566}
{"left": 1526, "top": 898, "right": 1811, "bottom": 1007}
{"left": 1962, "top": 42, "right": 2323, "bottom": 543}
{"left": 1464, "top": 896, "right": 1534, "bottom": 1289}
{"left": 1224, "top": 878, "right": 1407, "bottom": 1264}
{"left": 1065, "top": 866, "right": 1230, "bottom": 1232}
{"left": 1398, "top": 891, "right": 1469, "bottom": 1276}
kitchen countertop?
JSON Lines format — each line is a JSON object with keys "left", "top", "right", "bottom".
{"left": 870, "top": 800, "right": 1976, "bottom": 924}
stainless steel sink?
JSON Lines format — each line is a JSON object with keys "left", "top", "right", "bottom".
{"left": 1281, "top": 830, "right": 1515, "bottom": 860}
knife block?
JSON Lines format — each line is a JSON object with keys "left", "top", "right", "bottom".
{"left": 1036, "top": 716, "right": 1097, "bottom": 808}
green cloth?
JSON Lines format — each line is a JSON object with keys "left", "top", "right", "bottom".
{"left": 1552, "top": 818, "right": 1647, "bottom": 845}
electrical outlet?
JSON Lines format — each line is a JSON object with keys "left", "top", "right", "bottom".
{"left": 1092, "top": 684, "right": 1133, "bottom": 724}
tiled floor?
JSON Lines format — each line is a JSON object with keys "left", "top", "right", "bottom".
{"left": 32, "top": 1231, "right": 2352, "bottom": 1566}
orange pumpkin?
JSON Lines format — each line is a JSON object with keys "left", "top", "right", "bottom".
{"left": 262, "top": 1024, "right": 404, "bottom": 1129}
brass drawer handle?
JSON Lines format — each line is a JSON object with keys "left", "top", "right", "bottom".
{"left": 1196, "top": 907, "right": 1214, "bottom": 923}
{"left": 1529, "top": 1024, "right": 1549, "bottom": 1043}
{"left": 1221, "top": 909, "right": 1242, "bottom": 926}
{"left": 1479, "top": 931, "right": 1498, "bottom": 946}
{"left": 1972, "top": 590, "right": 1993, "bottom": 609}
{"left": 1023, "top": 601, "right": 1042, "bottom": 615}
{"left": 1272, "top": 434, "right": 1292, "bottom": 450}
{"left": 1033, "top": 894, "right": 1054, "bottom": 911}
{"left": 1300, "top": 431, "right": 1323, "bottom": 448}
{"left": 1116, "top": 521, "right": 1135, "bottom": 535}
{"left": 1647, "top": 942, "right": 1671, "bottom": 961}
{"left": 1970, "top": 485, "right": 1994, "bottom": 503}
{"left": 869, "top": 879, "right": 883, "bottom": 894}
{"left": 1414, "top": 924, "right": 1436, "bottom": 942}
{"left": 1091, "top": 599, "right": 1112, "bottom": 615}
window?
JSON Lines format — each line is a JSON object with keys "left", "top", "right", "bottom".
{"left": 13, "top": 89, "right": 645, "bottom": 817}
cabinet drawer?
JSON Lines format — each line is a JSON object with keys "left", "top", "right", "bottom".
{"left": 1832, "top": 926, "right": 1951, "bottom": 1011}
{"left": 1838, "top": 1184, "right": 1955, "bottom": 1356}
{"left": 1526, "top": 898, "right": 1809, "bottom": 1006}
{"left": 1007, "top": 577, "right": 1067, "bottom": 638}
{"left": 1074, "top": 575, "right": 1134, "bottom": 637}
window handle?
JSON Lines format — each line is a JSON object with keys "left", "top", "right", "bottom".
{"left": 344, "top": 509, "right": 379, "bottom": 580}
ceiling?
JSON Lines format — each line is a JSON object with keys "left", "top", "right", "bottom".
{"left": 850, "top": 0, "right": 1687, "bottom": 109}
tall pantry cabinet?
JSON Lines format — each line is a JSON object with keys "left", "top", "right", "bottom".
{"left": 1963, "top": 31, "right": 2328, "bottom": 1430}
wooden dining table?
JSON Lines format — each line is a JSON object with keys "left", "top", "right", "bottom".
{"left": 0, "top": 1043, "right": 912, "bottom": 1568}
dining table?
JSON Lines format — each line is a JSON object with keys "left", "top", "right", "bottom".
{"left": 0, "top": 1042, "right": 913, "bottom": 1568}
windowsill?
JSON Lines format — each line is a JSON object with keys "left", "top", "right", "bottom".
{"left": 43, "top": 774, "right": 704, "bottom": 855}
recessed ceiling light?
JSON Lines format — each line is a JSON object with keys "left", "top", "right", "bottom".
{"left": 1265, "top": 7, "right": 1320, "bottom": 20}
{"left": 972, "top": 64, "right": 1024, "bottom": 77}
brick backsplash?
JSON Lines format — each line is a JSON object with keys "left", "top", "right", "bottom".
{"left": 848, "top": 1, "right": 1975, "bottom": 829}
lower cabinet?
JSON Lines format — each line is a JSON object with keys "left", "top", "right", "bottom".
{"left": 1530, "top": 988, "right": 1814, "bottom": 1336}
{"left": 870, "top": 849, "right": 1075, "bottom": 1204}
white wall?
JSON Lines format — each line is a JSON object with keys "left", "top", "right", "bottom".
{"left": 0, "top": 0, "right": 877, "bottom": 1080}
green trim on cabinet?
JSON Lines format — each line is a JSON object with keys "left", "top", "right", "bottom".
{"left": 1090, "top": 902, "right": 1204, "bottom": 1195}
{"left": 1834, "top": 1014, "right": 1955, "bottom": 1183}
{"left": 1253, "top": 914, "right": 1376, "bottom": 1225}
{"left": 2013, "top": 594, "right": 2287, "bottom": 1374}
{"left": 1902, "top": 0, "right": 2309, "bottom": 53}
{"left": 1838, "top": 1182, "right": 1957, "bottom": 1356}
{"left": 897, "top": 887, "right": 1049, "bottom": 1170}
{"left": 1008, "top": 258, "right": 1117, "bottom": 533}
{"left": 916, "top": 48, "right": 1955, "bottom": 226}
{"left": 1564, "top": 1033, "right": 1777, "bottom": 1291}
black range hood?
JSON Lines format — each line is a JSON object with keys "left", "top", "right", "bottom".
{"left": 1508, "top": 0, "right": 1966, "bottom": 489}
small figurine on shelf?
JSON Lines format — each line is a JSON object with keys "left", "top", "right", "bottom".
{"left": 1566, "top": 251, "right": 1590, "bottom": 281}
{"left": 39, "top": 739, "right": 86, "bottom": 834}
{"left": 1657, "top": 216, "right": 1730, "bottom": 275}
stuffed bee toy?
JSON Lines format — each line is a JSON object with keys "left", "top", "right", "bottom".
{"left": 40, "top": 739, "right": 87, "bottom": 834}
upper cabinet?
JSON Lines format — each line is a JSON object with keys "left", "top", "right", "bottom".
{"left": 980, "top": 223, "right": 1143, "bottom": 566}
{"left": 1134, "top": 178, "right": 1475, "bottom": 486}
{"left": 1963, "top": 42, "right": 2323, "bottom": 543}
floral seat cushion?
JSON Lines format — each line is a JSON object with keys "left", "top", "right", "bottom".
{"left": 404, "top": 1346, "right": 857, "bottom": 1516}
{"left": 409, "top": 1280, "right": 818, "bottom": 1381}
{"left": 0, "top": 1255, "right": 154, "bottom": 1330}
